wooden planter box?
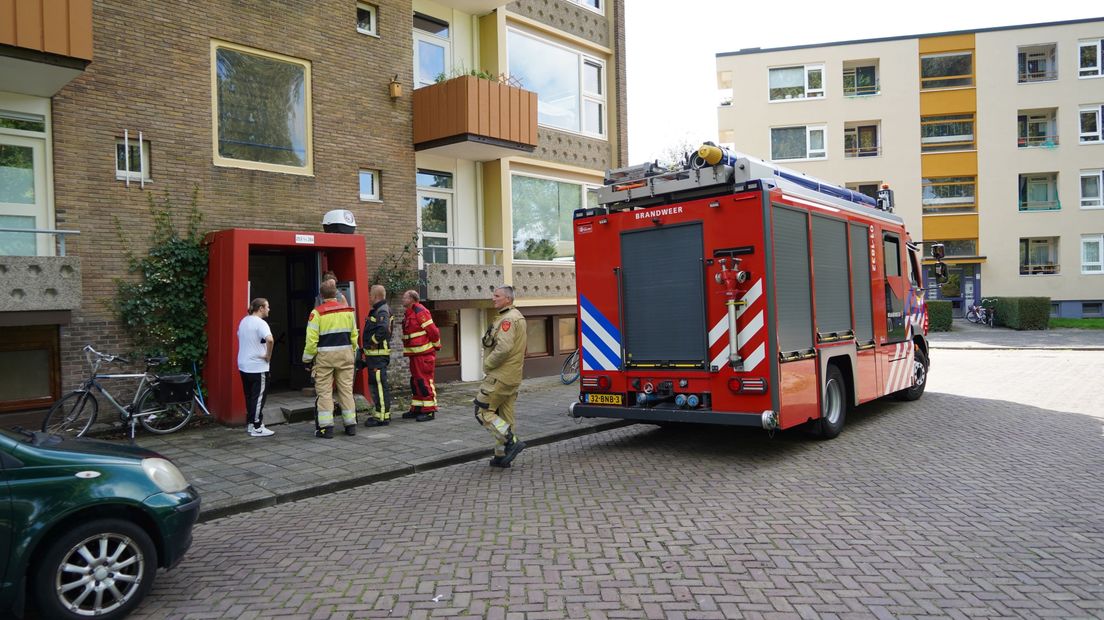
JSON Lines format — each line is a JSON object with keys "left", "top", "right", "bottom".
{"left": 413, "top": 75, "right": 538, "bottom": 158}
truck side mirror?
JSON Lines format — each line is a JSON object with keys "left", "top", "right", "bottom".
{"left": 929, "top": 243, "right": 945, "bottom": 260}
{"left": 933, "top": 262, "right": 949, "bottom": 284}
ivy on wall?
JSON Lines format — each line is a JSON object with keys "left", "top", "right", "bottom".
{"left": 372, "top": 235, "right": 423, "bottom": 295}
{"left": 114, "top": 188, "right": 208, "bottom": 371}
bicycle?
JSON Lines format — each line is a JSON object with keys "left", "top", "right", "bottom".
{"left": 560, "top": 349, "right": 580, "bottom": 384}
{"left": 966, "top": 298, "right": 997, "bottom": 326}
{"left": 42, "top": 345, "right": 210, "bottom": 441}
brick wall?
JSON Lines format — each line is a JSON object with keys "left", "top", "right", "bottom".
{"left": 52, "top": 0, "right": 418, "bottom": 388}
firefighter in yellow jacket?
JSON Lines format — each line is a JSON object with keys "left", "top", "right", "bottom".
{"left": 303, "top": 279, "right": 359, "bottom": 438}
{"left": 474, "top": 285, "right": 527, "bottom": 467}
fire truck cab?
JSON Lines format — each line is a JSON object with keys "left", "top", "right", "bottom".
{"left": 568, "top": 145, "right": 936, "bottom": 438}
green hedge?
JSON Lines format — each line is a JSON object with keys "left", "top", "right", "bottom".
{"left": 993, "top": 296, "right": 1051, "bottom": 330}
{"left": 928, "top": 300, "right": 953, "bottom": 331}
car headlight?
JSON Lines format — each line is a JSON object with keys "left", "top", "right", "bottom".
{"left": 142, "top": 458, "right": 189, "bottom": 493}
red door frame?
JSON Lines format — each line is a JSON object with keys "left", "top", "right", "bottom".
{"left": 205, "top": 228, "right": 369, "bottom": 425}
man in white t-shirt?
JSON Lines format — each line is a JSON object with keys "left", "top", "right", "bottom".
{"left": 238, "top": 298, "right": 275, "bottom": 437}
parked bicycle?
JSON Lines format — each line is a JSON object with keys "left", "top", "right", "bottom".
{"left": 966, "top": 298, "right": 997, "bottom": 327}
{"left": 42, "top": 345, "right": 210, "bottom": 440}
{"left": 560, "top": 348, "right": 580, "bottom": 384}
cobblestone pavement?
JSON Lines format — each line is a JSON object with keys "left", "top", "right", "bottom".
{"left": 927, "top": 319, "right": 1104, "bottom": 350}
{"left": 127, "top": 348, "right": 1104, "bottom": 619}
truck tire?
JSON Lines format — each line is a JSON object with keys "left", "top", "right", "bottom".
{"left": 816, "top": 364, "right": 848, "bottom": 439}
{"left": 896, "top": 348, "right": 929, "bottom": 401}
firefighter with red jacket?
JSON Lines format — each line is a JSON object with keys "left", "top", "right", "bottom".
{"left": 401, "top": 290, "right": 440, "bottom": 421}
{"left": 360, "top": 284, "right": 394, "bottom": 426}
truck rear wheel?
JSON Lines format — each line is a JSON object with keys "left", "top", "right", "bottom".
{"left": 816, "top": 365, "right": 848, "bottom": 439}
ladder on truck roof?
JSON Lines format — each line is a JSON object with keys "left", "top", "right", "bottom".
{"left": 593, "top": 147, "right": 904, "bottom": 226}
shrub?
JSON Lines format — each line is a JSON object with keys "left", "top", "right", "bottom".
{"left": 993, "top": 297, "right": 1050, "bottom": 330}
{"left": 928, "top": 300, "right": 953, "bottom": 331}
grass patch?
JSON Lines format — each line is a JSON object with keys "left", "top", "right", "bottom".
{"left": 1049, "top": 318, "right": 1104, "bottom": 330}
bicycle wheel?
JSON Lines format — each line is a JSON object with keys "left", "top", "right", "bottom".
{"left": 561, "top": 350, "right": 580, "bottom": 384}
{"left": 136, "top": 389, "right": 195, "bottom": 434}
{"left": 42, "top": 391, "right": 98, "bottom": 438}
{"left": 966, "top": 309, "right": 980, "bottom": 323}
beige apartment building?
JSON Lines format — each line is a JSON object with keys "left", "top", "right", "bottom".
{"left": 716, "top": 18, "right": 1104, "bottom": 318}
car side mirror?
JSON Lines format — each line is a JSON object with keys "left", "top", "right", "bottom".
{"left": 933, "top": 261, "right": 949, "bottom": 284}
{"left": 930, "top": 243, "right": 945, "bottom": 260}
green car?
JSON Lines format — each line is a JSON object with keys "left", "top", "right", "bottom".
{"left": 0, "top": 427, "right": 200, "bottom": 619}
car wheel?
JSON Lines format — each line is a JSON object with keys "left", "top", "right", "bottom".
{"left": 33, "top": 517, "right": 157, "bottom": 620}
{"left": 816, "top": 365, "right": 848, "bottom": 439}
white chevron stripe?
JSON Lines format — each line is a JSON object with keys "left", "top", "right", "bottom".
{"left": 708, "top": 279, "right": 764, "bottom": 347}
{"left": 737, "top": 311, "right": 764, "bottom": 349}
{"left": 581, "top": 333, "right": 616, "bottom": 371}
{"left": 710, "top": 345, "right": 729, "bottom": 370}
{"left": 708, "top": 316, "right": 728, "bottom": 347}
{"left": 742, "top": 343, "right": 766, "bottom": 372}
{"left": 884, "top": 343, "right": 900, "bottom": 394}
{"left": 580, "top": 305, "right": 621, "bottom": 359}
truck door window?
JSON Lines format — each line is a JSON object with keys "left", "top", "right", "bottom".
{"left": 883, "top": 233, "right": 907, "bottom": 343}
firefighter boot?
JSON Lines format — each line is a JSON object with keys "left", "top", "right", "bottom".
{"left": 315, "top": 426, "right": 334, "bottom": 439}
{"left": 500, "top": 435, "right": 526, "bottom": 467}
{"left": 363, "top": 417, "right": 389, "bottom": 427}
{"left": 402, "top": 410, "right": 418, "bottom": 420}
{"left": 344, "top": 424, "right": 356, "bottom": 436}
{"left": 489, "top": 455, "right": 510, "bottom": 468}
{"left": 416, "top": 412, "right": 435, "bottom": 422}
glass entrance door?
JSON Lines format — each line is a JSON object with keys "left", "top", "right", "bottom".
{"left": 0, "top": 134, "right": 49, "bottom": 256}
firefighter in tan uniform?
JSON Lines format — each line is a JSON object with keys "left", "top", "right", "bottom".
{"left": 474, "top": 285, "right": 527, "bottom": 468}
{"left": 303, "top": 280, "right": 359, "bottom": 438}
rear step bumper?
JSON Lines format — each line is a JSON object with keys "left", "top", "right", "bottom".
{"left": 570, "top": 402, "right": 772, "bottom": 428}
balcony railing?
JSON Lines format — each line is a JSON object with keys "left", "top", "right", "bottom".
{"left": 0, "top": 227, "right": 80, "bottom": 256}
{"left": 421, "top": 246, "right": 506, "bottom": 302}
{"left": 1018, "top": 69, "right": 1058, "bottom": 83}
{"left": 413, "top": 75, "right": 538, "bottom": 161}
{"left": 843, "top": 81, "right": 880, "bottom": 97}
{"left": 922, "top": 202, "right": 977, "bottom": 215}
{"left": 1018, "top": 134, "right": 1059, "bottom": 148}
{"left": 844, "top": 145, "right": 881, "bottom": 158}
{"left": 1019, "top": 200, "right": 1061, "bottom": 212}
{"left": 420, "top": 244, "right": 504, "bottom": 266}
{"left": 1020, "top": 263, "right": 1059, "bottom": 275}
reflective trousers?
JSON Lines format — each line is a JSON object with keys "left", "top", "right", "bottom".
{"left": 476, "top": 377, "right": 519, "bottom": 457}
{"left": 367, "top": 365, "right": 392, "bottom": 421}
{"left": 313, "top": 349, "right": 356, "bottom": 428}
{"left": 408, "top": 353, "right": 437, "bottom": 413}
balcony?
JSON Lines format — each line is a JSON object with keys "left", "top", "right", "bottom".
{"left": 513, "top": 263, "right": 576, "bottom": 301}
{"left": 0, "top": 0, "right": 93, "bottom": 96}
{"left": 413, "top": 76, "right": 538, "bottom": 162}
{"left": 422, "top": 245, "right": 505, "bottom": 302}
{"left": 0, "top": 255, "right": 82, "bottom": 313}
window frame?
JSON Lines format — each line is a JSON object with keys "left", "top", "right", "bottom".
{"left": 358, "top": 169, "right": 380, "bottom": 202}
{"left": 510, "top": 170, "right": 599, "bottom": 264}
{"left": 1018, "top": 172, "right": 1060, "bottom": 212}
{"left": 524, "top": 316, "right": 553, "bottom": 359}
{"left": 356, "top": 2, "right": 378, "bottom": 37}
{"left": 506, "top": 28, "right": 607, "bottom": 139}
{"left": 768, "top": 63, "right": 825, "bottom": 101}
{"left": 1017, "top": 43, "right": 1057, "bottom": 83}
{"left": 1080, "top": 104, "right": 1103, "bottom": 143}
{"left": 417, "top": 168, "right": 455, "bottom": 267}
{"left": 1082, "top": 234, "right": 1104, "bottom": 274}
{"left": 920, "top": 51, "right": 974, "bottom": 89}
{"left": 842, "top": 63, "right": 879, "bottom": 97}
{"left": 1081, "top": 169, "right": 1103, "bottom": 209}
{"left": 924, "top": 239, "right": 978, "bottom": 258}
{"left": 210, "top": 40, "right": 313, "bottom": 176}
{"left": 1079, "top": 39, "right": 1103, "bottom": 78}
{"left": 921, "top": 176, "right": 977, "bottom": 214}
{"left": 843, "top": 122, "right": 880, "bottom": 158}
{"left": 921, "top": 113, "right": 975, "bottom": 152}
{"left": 769, "top": 124, "right": 827, "bottom": 161}
{"left": 1017, "top": 108, "right": 1058, "bottom": 147}
{"left": 413, "top": 12, "right": 451, "bottom": 88}
{"left": 115, "top": 137, "right": 151, "bottom": 182}
{"left": 1019, "top": 237, "right": 1060, "bottom": 276}
{"left": 562, "top": 0, "right": 603, "bottom": 14}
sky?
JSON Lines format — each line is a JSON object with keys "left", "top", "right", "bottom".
{"left": 625, "top": 0, "right": 1104, "bottom": 163}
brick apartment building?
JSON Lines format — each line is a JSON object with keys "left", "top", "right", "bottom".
{"left": 0, "top": 0, "right": 626, "bottom": 421}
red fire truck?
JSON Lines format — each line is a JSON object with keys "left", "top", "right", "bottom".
{"left": 568, "top": 145, "right": 943, "bottom": 438}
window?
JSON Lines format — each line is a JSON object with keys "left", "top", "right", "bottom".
{"left": 768, "top": 64, "right": 824, "bottom": 101}
{"left": 431, "top": 310, "right": 459, "bottom": 364}
{"left": 1019, "top": 173, "right": 1059, "bottom": 211}
{"left": 0, "top": 111, "right": 45, "bottom": 133}
{"left": 1017, "top": 109, "right": 1058, "bottom": 147}
{"left": 212, "top": 41, "right": 311, "bottom": 174}
{"left": 558, "top": 316, "right": 577, "bottom": 352}
{"left": 844, "top": 122, "right": 880, "bottom": 157}
{"left": 1, "top": 112, "right": 49, "bottom": 256}
{"left": 1018, "top": 44, "right": 1057, "bottom": 82}
{"left": 1081, "top": 104, "right": 1103, "bottom": 143}
{"left": 925, "top": 239, "right": 977, "bottom": 257}
{"left": 115, "top": 138, "right": 151, "bottom": 182}
{"left": 770, "top": 125, "right": 826, "bottom": 160}
{"left": 1084, "top": 302, "right": 1104, "bottom": 317}
{"left": 1019, "top": 237, "right": 1059, "bottom": 275}
{"left": 922, "top": 177, "right": 976, "bottom": 214}
{"left": 920, "top": 51, "right": 973, "bottom": 89}
{"left": 358, "top": 169, "right": 379, "bottom": 201}
{"left": 1083, "top": 234, "right": 1103, "bottom": 274}
{"left": 842, "top": 62, "right": 879, "bottom": 96}
{"left": 511, "top": 173, "right": 596, "bottom": 261}
{"left": 417, "top": 169, "right": 453, "bottom": 265}
{"left": 1080, "top": 39, "right": 1103, "bottom": 78}
{"left": 921, "top": 114, "right": 975, "bottom": 152}
{"left": 563, "top": 0, "right": 602, "bottom": 13}
{"left": 0, "top": 325, "right": 59, "bottom": 412}
{"left": 356, "top": 2, "right": 377, "bottom": 36}
{"left": 846, "top": 182, "right": 881, "bottom": 200}
{"left": 525, "top": 317, "right": 550, "bottom": 356}
{"left": 414, "top": 13, "right": 450, "bottom": 88}
{"left": 883, "top": 235, "right": 901, "bottom": 277}
{"left": 1082, "top": 169, "right": 1103, "bottom": 208}
{"left": 507, "top": 29, "right": 606, "bottom": 137}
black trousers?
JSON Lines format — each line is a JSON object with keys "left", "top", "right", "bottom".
{"left": 240, "top": 371, "right": 269, "bottom": 428}
{"left": 367, "top": 365, "right": 392, "bottom": 420}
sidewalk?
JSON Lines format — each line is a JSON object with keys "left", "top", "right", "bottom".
{"left": 927, "top": 319, "right": 1104, "bottom": 350}
{"left": 133, "top": 376, "right": 622, "bottom": 521}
